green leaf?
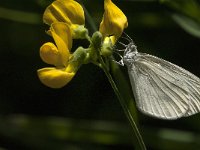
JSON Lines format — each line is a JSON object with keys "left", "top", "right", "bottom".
{"left": 0, "top": 7, "right": 41, "bottom": 24}
{"left": 172, "top": 13, "right": 200, "bottom": 38}
{"left": 160, "top": 0, "right": 200, "bottom": 38}
{"left": 160, "top": 0, "right": 200, "bottom": 19}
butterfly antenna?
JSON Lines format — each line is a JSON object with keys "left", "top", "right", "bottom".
{"left": 120, "top": 35, "right": 132, "bottom": 43}
{"left": 117, "top": 41, "right": 127, "bottom": 47}
{"left": 123, "top": 32, "right": 133, "bottom": 43}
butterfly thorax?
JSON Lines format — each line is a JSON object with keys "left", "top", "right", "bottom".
{"left": 123, "top": 42, "right": 138, "bottom": 66}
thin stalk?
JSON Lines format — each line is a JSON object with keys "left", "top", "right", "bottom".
{"left": 99, "top": 56, "right": 146, "bottom": 150}
{"left": 81, "top": 1, "right": 146, "bottom": 148}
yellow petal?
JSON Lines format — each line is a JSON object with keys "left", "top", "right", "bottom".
{"left": 43, "top": 1, "right": 71, "bottom": 25}
{"left": 37, "top": 67, "right": 75, "bottom": 88}
{"left": 99, "top": 0, "right": 128, "bottom": 41}
{"left": 51, "top": 22, "right": 72, "bottom": 50}
{"left": 43, "top": 0, "right": 85, "bottom": 26}
{"left": 107, "top": 36, "right": 116, "bottom": 45}
{"left": 40, "top": 42, "right": 61, "bottom": 66}
{"left": 50, "top": 22, "right": 72, "bottom": 66}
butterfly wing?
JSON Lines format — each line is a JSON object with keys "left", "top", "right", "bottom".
{"left": 127, "top": 53, "right": 200, "bottom": 119}
{"left": 142, "top": 54, "right": 200, "bottom": 117}
{"left": 184, "top": 77, "right": 200, "bottom": 116}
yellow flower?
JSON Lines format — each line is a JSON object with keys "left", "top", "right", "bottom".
{"left": 43, "top": 0, "right": 85, "bottom": 35}
{"left": 99, "top": 0, "right": 128, "bottom": 44}
{"left": 37, "top": 22, "right": 75, "bottom": 88}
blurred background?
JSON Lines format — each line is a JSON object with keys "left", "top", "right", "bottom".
{"left": 0, "top": 0, "right": 200, "bottom": 149}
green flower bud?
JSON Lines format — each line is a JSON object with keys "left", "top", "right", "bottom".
{"left": 72, "top": 25, "right": 89, "bottom": 39}
{"left": 91, "top": 31, "right": 103, "bottom": 49}
{"left": 69, "top": 46, "right": 87, "bottom": 72}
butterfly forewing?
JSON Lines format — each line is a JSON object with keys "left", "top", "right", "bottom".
{"left": 127, "top": 53, "right": 200, "bottom": 119}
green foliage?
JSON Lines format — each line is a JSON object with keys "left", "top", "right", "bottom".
{"left": 160, "top": 0, "right": 200, "bottom": 38}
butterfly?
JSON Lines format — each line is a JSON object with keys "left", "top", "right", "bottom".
{"left": 117, "top": 34, "right": 200, "bottom": 120}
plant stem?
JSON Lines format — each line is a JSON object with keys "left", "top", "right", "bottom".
{"left": 99, "top": 56, "right": 146, "bottom": 150}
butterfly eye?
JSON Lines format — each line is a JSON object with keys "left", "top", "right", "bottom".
{"left": 130, "top": 43, "right": 137, "bottom": 49}
{"left": 131, "top": 44, "right": 134, "bottom": 48}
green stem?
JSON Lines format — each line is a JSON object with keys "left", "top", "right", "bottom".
{"left": 99, "top": 56, "right": 146, "bottom": 150}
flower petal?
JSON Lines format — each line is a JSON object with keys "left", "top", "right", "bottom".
{"left": 43, "top": 0, "right": 85, "bottom": 26}
{"left": 37, "top": 67, "right": 75, "bottom": 88}
{"left": 51, "top": 22, "right": 72, "bottom": 50}
{"left": 40, "top": 42, "right": 60, "bottom": 66}
{"left": 99, "top": 0, "right": 128, "bottom": 41}
{"left": 50, "top": 22, "right": 72, "bottom": 66}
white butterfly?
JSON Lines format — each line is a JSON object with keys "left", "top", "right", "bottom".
{"left": 118, "top": 35, "right": 200, "bottom": 120}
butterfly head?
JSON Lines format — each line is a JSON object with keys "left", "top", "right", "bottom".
{"left": 113, "top": 33, "right": 138, "bottom": 66}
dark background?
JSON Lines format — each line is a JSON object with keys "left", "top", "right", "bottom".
{"left": 0, "top": 0, "right": 200, "bottom": 149}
